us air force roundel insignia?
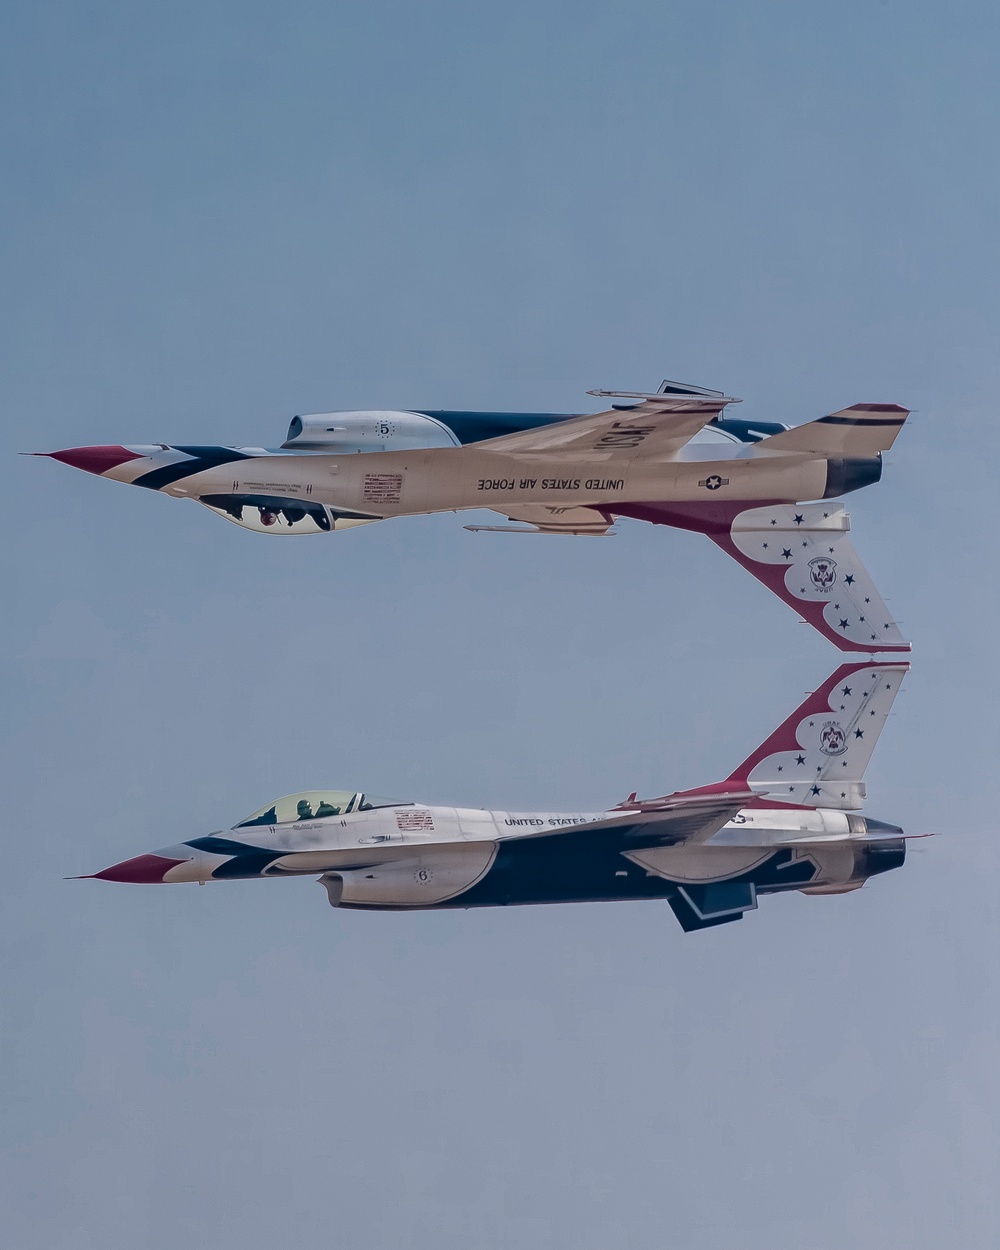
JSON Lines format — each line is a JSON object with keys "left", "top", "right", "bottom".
{"left": 699, "top": 474, "right": 730, "bottom": 490}
{"left": 818, "top": 721, "right": 848, "bottom": 756}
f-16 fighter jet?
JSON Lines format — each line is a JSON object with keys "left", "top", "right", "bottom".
{"left": 38, "top": 381, "right": 910, "bottom": 652}
{"left": 83, "top": 661, "right": 917, "bottom": 932}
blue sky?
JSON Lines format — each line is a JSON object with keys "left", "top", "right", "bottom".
{"left": 3, "top": 2, "right": 1000, "bottom": 1246}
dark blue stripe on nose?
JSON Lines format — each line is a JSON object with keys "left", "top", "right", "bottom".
{"left": 133, "top": 446, "right": 254, "bottom": 490}
{"left": 187, "top": 836, "right": 274, "bottom": 855}
{"left": 185, "top": 836, "right": 284, "bottom": 879}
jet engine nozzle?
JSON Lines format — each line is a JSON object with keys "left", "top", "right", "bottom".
{"left": 823, "top": 456, "right": 883, "bottom": 498}
{"left": 857, "top": 837, "right": 906, "bottom": 878}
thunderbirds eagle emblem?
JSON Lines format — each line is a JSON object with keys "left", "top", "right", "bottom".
{"left": 819, "top": 721, "right": 848, "bottom": 756}
{"left": 808, "top": 555, "right": 838, "bottom": 590}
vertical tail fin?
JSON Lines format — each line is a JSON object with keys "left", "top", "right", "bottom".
{"left": 639, "top": 501, "right": 910, "bottom": 652}
{"left": 725, "top": 662, "right": 908, "bottom": 809}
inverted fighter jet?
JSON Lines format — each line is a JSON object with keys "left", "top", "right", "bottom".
{"left": 38, "top": 381, "right": 910, "bottom": 652}
{"left": 83, "top": 661, "right": 917, "bottom": 932}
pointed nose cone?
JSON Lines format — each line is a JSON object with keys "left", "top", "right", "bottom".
{"left": 40, "top": 446, "right": 143, "bottom": 476}
{"left": 89, "top": 853, "right": 187, "bottom": 883}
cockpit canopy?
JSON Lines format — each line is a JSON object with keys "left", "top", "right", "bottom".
{"left": 235, "top": 789, "right": 405, "bottom": 828}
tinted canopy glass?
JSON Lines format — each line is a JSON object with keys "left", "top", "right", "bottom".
{"left": 235, "top": 790, "right": 407, "bottom": 827}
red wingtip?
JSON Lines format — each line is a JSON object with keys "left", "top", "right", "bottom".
{"left": 89, "top": 854, "right": 186, "bottom": 883}
{"left": 41, "top": 446, "right": 143, "bottom": 475}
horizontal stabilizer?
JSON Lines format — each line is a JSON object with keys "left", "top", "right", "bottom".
{"left": 641, "top": 501, "right": 909, "bottom": 652}
{"left": 757, "top": 404, "right": 909, "bottom": 457}
{"left": 727, "top": 661, "right": 908, "bottom": 809}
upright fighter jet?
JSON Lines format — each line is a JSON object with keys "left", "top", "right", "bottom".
{"left": 83, "top": 661, "right": 917, "bottom": 932}
{"left": 37, "top": 381, "right": 910, "bottom": 652}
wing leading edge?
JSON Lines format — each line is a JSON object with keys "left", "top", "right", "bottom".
{"left": 473, "top": 393, "right": 733, "bottom": 463}
{"left": 508, "top": 792, "right": 756, "bottom": 849}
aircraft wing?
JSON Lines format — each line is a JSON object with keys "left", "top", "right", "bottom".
{"left": 513, "top": 791, "right": 756, "bottom": 848}
{"left": 473, "top": 395, "right": 732, "bottom": 463}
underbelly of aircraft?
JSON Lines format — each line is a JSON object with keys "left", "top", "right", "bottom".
{"left": 332, "top": 843, "right": 825, "bottom": 910}
{"left": 332, "top": 837, "right": 905, "bottom": 912}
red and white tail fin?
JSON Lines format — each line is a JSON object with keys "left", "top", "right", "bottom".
{"left": 725, "top": 661, "right": 908, "bottom": 809}
{"left": 635, "top": 500, "right": 910, "bottom": 653}
{"left": 724, "top": 503, "right": 909, "bottom": 652}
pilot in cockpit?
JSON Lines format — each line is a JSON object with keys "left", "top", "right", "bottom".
{"left": 236, "top": 792, "right": 358, "bottom": 830}
{"left": 294, "top": 797, "right": 343, "bottom": 820}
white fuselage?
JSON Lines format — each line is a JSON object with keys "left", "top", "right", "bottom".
{"left": 121, "top": 441, "right": 829, "bottom": 519}
{"left": 159, "top": 801, "right": 875, "bottom": 911}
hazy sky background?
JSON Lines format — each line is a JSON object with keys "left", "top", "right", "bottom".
{"left": 3, "top": 1, "right": 1000, "bottom": 1245}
